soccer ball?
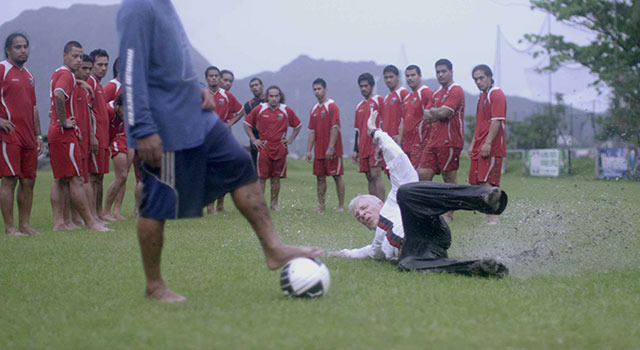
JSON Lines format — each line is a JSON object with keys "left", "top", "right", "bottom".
{"left": 280, "top": 257, "right": 330, "bottom": 298}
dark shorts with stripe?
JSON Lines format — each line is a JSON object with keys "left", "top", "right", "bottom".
{"left": 139, "top": 121, "right": 257, "bottom": 220}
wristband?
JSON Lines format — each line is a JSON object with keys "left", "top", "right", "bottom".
{"left": 327, "top": 147, "right": 334, "bottom": 151}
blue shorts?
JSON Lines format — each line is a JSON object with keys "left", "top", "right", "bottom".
{"left": 139, "top": 121, "right": 257, "bottom": 220}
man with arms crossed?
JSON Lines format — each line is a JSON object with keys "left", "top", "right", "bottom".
{"left": 244, "top": 86, "right": 301, "bottom": 211}
{"left": 118, "top": 0, "right": 319, "bottom": 302}
{"left": 469, "top": 65, "right": 506, "bottom": 225}
{"left": 381, "top": 65, "right": 409, "bottom": 144}
{"left": 48, "top": 41, "right": 109, "bottom": 232}
{"left": 402, "top": 64, "right": 432, "bottom": 169}
{"left": 305, "top": 78, "right": 345, "bottom": 212}
{"left": 204, "top": 65, "right": 242, "bottom": 214}
{"left": 419, "top": 58, "right": 465, "bottom": 223}
{"left": 331, "top": 110, "right": 508, "bottom": 277}
{"left": 353, "top": 73, "right": 385, "bottom": 200}
{"left": 0, "top": 33, "right": 43, "bottom": 236}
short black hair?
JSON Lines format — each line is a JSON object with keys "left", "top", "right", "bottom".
{"left": 249, "top": 77, "right": 263, "bottom": 85}
{"left": 63, "top": 41, "right": 82, "bottom": 54}
{"left": 205, "top": 66, "right": 220, "bottom": 78}
{"left": 383, "top": 65, "right": 399, "bottom": 76}
{"left": 357, "top": 73, "right": 375, "bottom": 87}
{"left": 82, "top": 54, "right": 93, "bottom": 63}
{"left": 89, "top": 49, "right": 109, "bottom": 61}
{"left": 405, "top": 64, "right": 421, "bottom": 76}
{"left": 112, "top": 57, "right": 120, "bottom": 78}
{"left": 220, "top": 69, "right": 234, "bottom": 78}
{"left": 472, "top": 64, "right": 495, "bottom": 84}
{"left": 4, "top": 32, "right": 29, "bottom": 59}
{"left": 312, "top": 78, "right": 326, "bottom": 88}
{"left": 435, "top": 58, "right": 453, "bottom": 71}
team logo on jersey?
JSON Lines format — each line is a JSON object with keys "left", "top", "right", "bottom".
{"left": 390, "top": 97, "right": 397, "bottom": 105}
{"left": 412, "top": 97, "right": 418, "bottom": 104}
{"left": 218, "top": 98, "right": 225, "bottom": 106}
{"left": 320, "top": 110, "right": 326, "bottom": 118}
{"left": 369, "top": 104, "right": 375, "bottom": 109}
{"left": 277, "top": 113, "right": 284, "bottom": 120}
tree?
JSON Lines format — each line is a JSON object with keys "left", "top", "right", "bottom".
{"left": 507, "top": 94, "right": 565, "bottom": 149}
{"left": 523, "top": 0, "right": 640, "bottom": 146}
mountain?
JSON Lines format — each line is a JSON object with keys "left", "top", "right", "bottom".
{"left": 1, "top": 4, "right": 594, "bottom": 154}
{"left": 0, "top": 4, "right": 211, "bottom": 134}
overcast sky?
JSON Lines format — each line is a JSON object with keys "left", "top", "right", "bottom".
{"left": 2, "top": 0, "right": 601, "bottom": 107}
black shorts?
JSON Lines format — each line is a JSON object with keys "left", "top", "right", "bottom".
{"left": 140, "top": 121, "right": 257, "bottom": 220}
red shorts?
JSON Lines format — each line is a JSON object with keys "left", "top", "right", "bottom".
{"left": 89, "top": 147, "right": 110, "bottom": 175}
{"left": 80, "top": 154, "right": 89, "bottom": 183}
{"left": 313, "top": 157, "right": 344, "bottom": 177}
{"left": 419, "top": 146, "right": 461, "bottom": 174}
{"left": 469, "top": 156, "right": 503, "bottom": 186}
{"left": 49, "top": 142, "right": 83, "bottom": 179}
{"left": 0, "top": 142, "right": 37, "bottom": 178}
{"left": 358, "top": 153, "right": 386, "bottom": 173}
{"left": 405, "top": 144, "right": 424, "bottom": 170}
{"left": 110, "top": 134, "right": 128, "bottom": 158}
{"left": 257, "top": 153, "right": 286, "bottom": 179}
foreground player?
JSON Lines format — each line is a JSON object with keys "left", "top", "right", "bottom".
{"left": 402, "top": 65, "right": 432, "bottom": 169}
{"left": 244, "top": 86, "right": 301, "bottom": 211}
{"left": 469, "top": 65, "right": 507, "bottom": 225}
{"left": 332, "top": 110, "right": 508, "bottom": 277}
{"left": 118, "top": 0, "right": 320, "bottom": 302}
{"left": 305, "top": 78, "right": 345, "bottom": 212}
{"left": 419, "top": 59, "right": 465, "bottom": 223}
{"left": 47, "top": 41, "right": 108, "bottom": 232}
{"left": 381, "top": 65, "right": 409, "bottom": 144}
{"left": 353, "top": 73, "right": 385, "bottom": 200}
{"left": 0, "top": 33, "right": 43, "bottom": 236}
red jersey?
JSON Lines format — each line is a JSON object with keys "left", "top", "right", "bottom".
{"left": 107, "top": 101, "right": 124, "bottom": 141}
{"left": 402, "top": 85, "right": 433, "bottom": 153}
{"left": 425, "top": 83, "right": 465, "bottom": 149}
{"left": 103, "top": 78, "right": 121, "bottom": 103}
{"left": 87, "top": 75, "right": 110, "bottom": 149}
{"left": 471, "top": 86, "right": 507, "bottom": 159}
{"left": 308, "top": 99, "right": 342, "bottom": 159}
{"left": 354, "top": 95, "right": 383, "bottom": 159}
{"left": 381, "top": 87, "right": 410, "bottom": 137}
{"left": 48, "top": 66, "right": 78, "bottom": 144}
{"left": 209, "top": 88, "right": 242, "bottom": 123}
{"left": 0, "top": 60, "right": 37, "bottom": 147}
{"left": 245, "top": 103, "right": 301, "bottom": 160}
{"left": 74, "top": 83, "right": 91, "bottom": 154}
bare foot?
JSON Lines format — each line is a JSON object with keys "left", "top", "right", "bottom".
{"left": 206, "top": 204, "right": 217, "bottom": 215}
{"left": 484, "top": 187, "right": 502, "bottom": 212}
{"left": 486, "top": 215, "right": 501, "bottom": 225}
{"left": 443, "top": 213, "right": 454, "bottom": 223}
{"left": 264, "top": 244, "right": 323, "bottom": 270}
{"left": 216, "top": 207, "right": 230, "bottom": 213}
{"left": 100, "top": 214, "right": 116, "bottom": 222}
{"left": 145, "top": 286, "right": 186, "bottom": 303}
{"left": 113, "top": 214, "right": 126, "bottom": 221}
{"left": 335, "top": 207, "right": 344, "bottom": 213}
{"left": 315, "top": 206, "right": 325, "bottom": 213}
{"left": 66, "top": 222, "right": 81, "bottom": 230}
{"left": 6, "top": 229, "right": 27, "bottom": 236}
{"left": 20, "top": 226, "right": 41, "bottom": 235}
{"left": 132, "top": 209, "right": 139, "bottom": 218}
{"left": 87, "top": 224, "right": 114, "bottom": 232}
{"left": 270, "top": 204, "right": 280, "bottom": 211}
{"left": 54, "top": 223, "right": 80, "bottom": 231}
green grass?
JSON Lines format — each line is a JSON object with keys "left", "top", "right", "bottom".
{"left": 1, "top": 157, "right": 639, "bottom": 349}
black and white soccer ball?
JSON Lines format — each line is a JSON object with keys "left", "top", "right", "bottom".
{"left": 280, "top": 257, "right": 330, "bottom": 298}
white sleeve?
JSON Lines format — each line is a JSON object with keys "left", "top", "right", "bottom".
{"left": 336, "top": 228, "right": 388, "bottom": 260}
{"left": 373, "top": 129, "right": 419, "bottom": 198}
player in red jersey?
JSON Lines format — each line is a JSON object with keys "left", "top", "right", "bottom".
{"left": 47, "top": 41, "right": 109, "bottom": 232}
{"left": 305, "top": 78, "right": 345, "bottom": 212}
{"left": 381, "top": 65, "right": 410, "bottom": 144}
{"left": 87, "top": 49, "right": 111, "bottom": 221}
{"left": 103, "top": 57, "right": 121, "bottom": 103}
{"left": 419, "top": 58, "right": 465, "bottom": 223}
{"left": 0, "top": 33, "right": 43, "bottom": 236}
{"left": 469, "top": 64, "right": 507, "bottom": 225}
{"left": 244, "top": 86, "right": 301, "bottom": 211}
{"left": 353, "top": 73, "right": 385, "bottom": 201}
{"left": 402, "top": 65, "right": 433, "bottom": 169}
{"left": 204, "top": 66, "right": 243, "bottom": 214}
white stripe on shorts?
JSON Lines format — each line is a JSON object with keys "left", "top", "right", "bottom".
{"left": 2, "top": 142, "right": 16, "bottom": 176}
{"left": 69, "top": 143, "right": 80, "bottom": 176}
{"left": 483, "top": 157, "right": 496, "bottom": 183}
{"left": 443, "top": 147, "right": 454, "bottom": 171}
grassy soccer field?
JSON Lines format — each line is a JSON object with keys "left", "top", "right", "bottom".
{"left": 1, "top": 157, "right": 639, "bottom": 349}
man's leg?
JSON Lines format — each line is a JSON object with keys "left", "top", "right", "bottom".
{"left": 113, "top": 150, "right": 134, "bottom": 219}
{"left": 216, "top": 194, "right": 228, "bottom": 212}
{"left": 479, "top": 182, "right": 500, "bottom": 224}
{"left": 231, "top": 181, "right": 322, "bottom": 269}
{"left": 17, "top": 178, "right": 39, "bottom": 235}
{"left": 396, "top": 181, "right": 507, "bottom": 276}
{"left": 270, "top": 176, "right": 280, "bottom": 211}
{"left": 441, "top": 169, "right": 458, "bottom": 222}
{"left": 315, "top": 175, "right": 326, "bottom": 212}
{"left": 69, "top": 176, "right": 111, "bottom": 232}
{"left": 51, "top": 178, "right": 70, "bottom": 231}
{"left": 367, "top": 166, "right": 385, "bottom": 201}
{"left": 133, "top": 180, "right": 142, "bottom": 218}
{"left": 104, "top": 153, "right": 129, "bottom": 220}
{"left": 1, "top": 176, "right": 24, "bottom": 235}
{"left": 138, "top": 217, "right": 186, "bottom": 302}
{"left": 333, "top": 175, "right": 345, "bottom": 212}
{"left": 83, "top": 181, "right": 104, "bottom": 225}
{"left": 418, "top": 167, "right": 436, "bottom": 181}
{"left": 258, "top": 178, "right": 267, "bottom": 194}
